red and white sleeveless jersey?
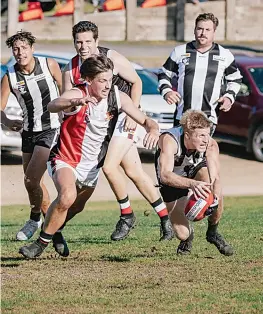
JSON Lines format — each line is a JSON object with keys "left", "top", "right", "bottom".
{"left": 49, "top": 85, "right": 120, "bottom": 183}
{"left": 68, "top": 54, "right": 84, "bottom": 86}
{"left": 68, "top": 48, "right": 132, "bottom": 95}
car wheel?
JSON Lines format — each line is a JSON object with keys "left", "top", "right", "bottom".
{"left": 252, "top": 125, "right": 263, "bottom": 162}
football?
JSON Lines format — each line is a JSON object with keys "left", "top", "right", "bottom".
{"left": 184, "top": 193, "right": 215, "bottom": 222}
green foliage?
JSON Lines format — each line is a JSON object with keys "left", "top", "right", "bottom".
{"left": 1, "top": 196, "right": 263, "bottom": 313}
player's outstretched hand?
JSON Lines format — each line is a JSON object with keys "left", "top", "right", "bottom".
{"left": 6, "top": 119, "right": 23, "bottom": 132}
{"left": 143, "top": 129, "right": 160, "bottom": 150}
{"left": 190, "top": 180, "right": 211, "bottom": 200}
{"left": 124, "top": 116, "right": 137, "bottom": 132}
{"left": 164, "top": 91, "right": 181, "bottom": 105}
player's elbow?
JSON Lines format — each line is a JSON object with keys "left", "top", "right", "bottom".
{"left": 159, "top": 170, "right": 170, "bottom": 186}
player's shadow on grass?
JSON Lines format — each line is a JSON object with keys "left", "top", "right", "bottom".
{"left": 1, "top": 151, "right": 22, "bottom": 165}
{"left": 100, "top": 255, "right": 131, "bottom": 262}
{"left": 1, "top": 263, "right": 20, "bottom": 267}
{"left": 67, "top": 237, "right": 111, "bottom": 244}
{"left": 1, "top": 257, "right": 26, "bottom": 265}
{"left": 1, "top": 223, "right": 23, "bottom": 227}
{"left": 0, "top": 239, "right": 22, "bottom": 242}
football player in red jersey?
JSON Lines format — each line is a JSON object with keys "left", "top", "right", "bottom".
{"left": 63, "top": 21, "right": 174, "bottom": 242}
{"left": 19, "top": 54, "right": 167, "bottom": 259}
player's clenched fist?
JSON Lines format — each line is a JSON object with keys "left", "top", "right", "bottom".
{"left": 164, "top": 91, "right": 181, "bottom": 105}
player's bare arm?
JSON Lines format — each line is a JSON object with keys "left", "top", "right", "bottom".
{"left": 62, "top": 63, "right": 74, "bottom": 93}
{"left": 47, "top": 58, "right": 63, "bottom": 94}
{"left": 48, "top": 89, "right": 97, "bottom": 113}
{"left": 110, "top": 50, "right": 142, "bottom": 131}
{"left": 158, "top": 133, "right": 211, "bottom": 199}
{"left": 119, "top": 91, "right": 159, "bottom": 149}
{"left": 111, "top": 50, "right": 142, "bottom": 107}
{"left": 1, "top": 74, "right": 23, "bottom": 131}
{"left": 206, "top": 138, "right": 221, "bottom": 197}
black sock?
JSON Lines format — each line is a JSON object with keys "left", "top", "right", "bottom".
{"left": 160, "top": 215, "right": 169, "bottom": 223}
{"left": 37, "top": 230, "right": 53, "bottom": 248}
{"left": 30, "top": 211, "right": 41, "bottom": 222}
{"left": 207, "top": 221, "right": 219, "bottom": 234}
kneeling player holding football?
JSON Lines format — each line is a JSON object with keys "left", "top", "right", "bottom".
{"left": 155, "top": 110, "right": 234, "bottom": 256}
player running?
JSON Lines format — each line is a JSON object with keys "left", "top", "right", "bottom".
{"left": 63, "top": 21, "right": 174, "bottom": 241}
{"left": 19, "top": 54, "right": 162, "bottom": 259}
{"left": 1, "top": 31, "right": 64, "bottom": 251}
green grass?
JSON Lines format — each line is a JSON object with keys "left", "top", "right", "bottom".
{"left": 1, "top": 196, "right": 263, "bottom": 313}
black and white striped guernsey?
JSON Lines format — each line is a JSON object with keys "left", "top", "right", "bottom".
{"left": 7, "top": 57, "right": 60, "bottom": 132}
{"left": 158, "top": 42, "right": 242, "bottom": 124}
{"left": 155, "top": 127, "right": 206, "bottom": 183}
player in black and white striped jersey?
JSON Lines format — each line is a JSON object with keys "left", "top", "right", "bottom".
{"left": 158, "top": 13, "right": 242, "bottom": 128}
{"left": 1, "top": 31, "right": 64, "bottom": 252}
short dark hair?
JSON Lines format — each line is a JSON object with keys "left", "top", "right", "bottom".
{"left": 195, "top": 13, "right": 219, "bottom": 30}
{"left": 80, "top": 54, "right": 114, "bottom": 80}
{"left": 72, "top": 21, "right": 98, "bottom": 41}
{"left": 6, "top": 31, "right": 36, "bottom": 48}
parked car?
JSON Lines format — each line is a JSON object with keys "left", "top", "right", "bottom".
{"left": 148, "top": 55, "right": 263, "bottom": 162}
{"left": 215, "top": 55, "right": 263, "bottom": 162}
{"left": 2, "top": 51, "right": 175, "bottom": 152}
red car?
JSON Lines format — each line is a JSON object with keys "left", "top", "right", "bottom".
{"left": 215, "top": 55, "right": 263, "bottom": 162}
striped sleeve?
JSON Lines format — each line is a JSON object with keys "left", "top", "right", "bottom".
{"left": 158, "top": 48, "right": 179, "bottom": 97}
{"left": 223, "top": 51, "right": 243, "bottom": 104}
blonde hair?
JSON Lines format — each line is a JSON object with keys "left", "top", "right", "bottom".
{"left": 180, "top": 110, "right": 211, "bottom": 133}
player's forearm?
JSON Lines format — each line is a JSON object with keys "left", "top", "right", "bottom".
{"left": 158, "top": 70, "right": 173, "bottom": 97}
{"left": 130, "top": 78, "right": 142, "bottom": 108}
{"left": 48, "top": 98, "right": 79, "bottom": 113}
{"left": 143, "top": 117, "right": 159, "bottom": 133}
{"left": 160, "top": 170, "right": 195, "bottom": 189}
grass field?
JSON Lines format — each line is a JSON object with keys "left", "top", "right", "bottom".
{"left": 1, "top": 196, "right": 263, "bottom": 314}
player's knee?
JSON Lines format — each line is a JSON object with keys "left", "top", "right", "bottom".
{"left": 102, "top": 164, "right": 115, "bottom": 178}
{"left": 174, "top": 225, "right": 190, "bottom": 241}
{"left": 41, "top": 199, "right": 50, "bottom": 213}
{"left": 124, "top": 165, "right": 143, "bottom": 182}
{"left": 57, "top": 190, "right": 77, "bottom": 211}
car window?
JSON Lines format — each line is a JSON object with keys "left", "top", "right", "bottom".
{"left": 136, "top": 69, "right": 159, "bottom": 95}
{"left": 249, "top": 67, "right": 263, "bottom": 93}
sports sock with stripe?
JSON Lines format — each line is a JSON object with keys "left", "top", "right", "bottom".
{"left": 118, "top": 196, "right": 133, "bottom": 217}
{"left": 37, "top": 230, "right": 53, "bottom": 248}
{"left": 151, "top": 198, "right": 169, "bottom": 221}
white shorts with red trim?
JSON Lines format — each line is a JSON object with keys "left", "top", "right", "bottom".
{"left": 112, "top": 112, "right": 139, "bottom": 143}
{"left": 47, "top": 159, "right": 99, "bottom": 189}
